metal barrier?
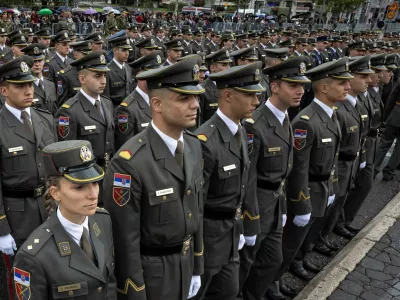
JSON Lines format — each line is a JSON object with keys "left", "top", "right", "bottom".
{"left": 51, "top": 22, "right": 103, "bottom": 36}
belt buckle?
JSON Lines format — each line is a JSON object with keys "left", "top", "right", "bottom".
{"left": 235, "top": 207, "right": 241, "bottom": 220}
{"left": 34, "top": 186, "right": 43, "bottom": 197}
{"left": 182, "top": 238, "right": 191, "bottom": 256}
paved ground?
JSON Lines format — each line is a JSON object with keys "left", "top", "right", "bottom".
{"left": 329, "top": 220, "right": 400, "bottom": 300}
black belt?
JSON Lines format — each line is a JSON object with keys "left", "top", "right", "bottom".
{"left": 3, "top": 186, "right": 45, "bottom": 198}
{"left": 338, "top": 153, "right": 358, "bottom": 161}
{"left": 204, "top": 206, "right": 241, "bottom": 220}
{"left": 309, "top": 174, "right": 331, "bottom": 182}
{"left": 140, "top": 236, "right": 192, "bottom": 256}
{"left": 369, "top": 129, "right": 378, "bottom": 138}
{"left": 257, "top": 179, "right": 281, "bottom": 191}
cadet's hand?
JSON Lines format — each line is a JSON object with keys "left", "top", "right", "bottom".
{"left": 244, "top": 235, "right": 257, "bottom": 246}
{"left": 293, "top": 213, "right": 311, "bottom": 227}
{"left": 0, "top": 234, "right": 17, "bottom": 256}
{"left": 238, "top": 234, "right": 246, "bottom": 250}
{"left": 282, "top": 214, "right": 287, "bottom": 228}
{"left": 187, "top": 275, "right": 201, "bottom": 299}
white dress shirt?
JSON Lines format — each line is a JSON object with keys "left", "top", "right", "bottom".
{"left": 347, "top": 94, "right": 357, "bottom": 107}
{"left": 80, "top": 89, "right": 104, "bottom": 117}
{"left": 266, "top": 99, "right": 286, "bottom": 125}
{"left": 5, "top": 103, "right": 31, "bottom": 123}
{"left": 152, "top": 121, "right": 184, "bottom": 156}
{"left": 136, "top": 87, "right": 150, "bottom": 106}
{"left": 113, "top": 58, "right": 124, "bottom": 69}
{"left": 216, "top": 109, "right": 239, "bottom": 135}
{"left": 314, "top": 98, "right": 333, "bottom": 118}
{"left": 57, "top": 208, "right": 89, "bottom": 247}
{"left": 56, "top": 52, "right": 67, "bottom": 63}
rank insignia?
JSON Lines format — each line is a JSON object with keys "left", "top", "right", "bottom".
{"left": 294, "top": 129, "right": 307, "bottom": 139}
{"left": 58, "top": 242, "right": 71, "bottom": 256}
{"left": 57, "top": 80, "right": 63, "bottom": 95}
{"left": 14, "top": 268, "right": 30, "bottom": 287}
{"left": 15, "top": 282, "right": 30, "bottom": 300}
{"left": 113, "top": 173, "right": 131, "bottom": 188}
{"left": 118, "top": 114, "right": 128, "bottom": 133}
{"left": 93, "top": 223, "right": 101, "bottom": 237}
{"left": 58, "top": 116, "right": 70, "bottom": 138}
{"left": 294, "top": 138, "right": 306, "bottom": 150}
{"left": 119, "top": 150, "right": 132, "bottom": 160}
{"left": 113, "top": 187, "right": 130, "bottom": 206}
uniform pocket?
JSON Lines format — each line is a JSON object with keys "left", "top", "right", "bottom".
{"left": 2, "top": 146, "right": 28, "bottom": 173}
{"left": 263, "top": 147, "right": 283, "bottom": 171}
{"left": 148, "top": 190, "right": 178, "bottom": 225}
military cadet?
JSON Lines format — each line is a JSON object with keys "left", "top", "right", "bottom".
{"left": 199, "top": 55, "right": 208, "bottom": 85}
{"left": 85, "top": 33, "right": 105, "bottom": 52}
{"left": 154, "top": 26, "right": 166, "bottom": 49}
{"left": 163, "top": 38, "right": 184, "bottom": 66}
{"left": 267, "top": 30, "right": 278, "bottom": 49}
{"left": 136, "top": 37, "right": 159, "bottom": 58}
{"left": 194, "top": 62, "right": 263, "bottom": 300}
{"left": 141, "top": 24, "right": 153, "bottom": 38}
{"left": 192, "top": 29, "right": 205, "bottom": 54}
{"left": 57, "top": 40, "right": 93, "bottom": 107}
{"left": 104, "top": 55, "right": 205, "bottom": 300}
{"left": 240, "top": 57, "right": 310, "bottom": 300}
{"left": 1, "top": 34, "right": 28, "bottom": 64}
{"left": 0, "top": 56, "right": 57, "bottom": 297}
{"left": 230, "top": 46, "right": 258, "bottom": 66}
{"left": 22, "top": 28, "right": 34, "bottom": 44}
{"left": 311, "top": 36, "right": 330, "bottom": 67}
{"left": 22, "top": 43, "right": 58, "bottom": 114}
{"left": 0, "top": 28, "right": 10, "bottom": 57}
{"left": 201, "top": 48, "right": 232, "bottom": 123}
{"left": 380, "top": 55, "right": 395, "bottom": 106}
{"left": 268, "top": 58, "right": 352, "bottom": 299}
{"left": 337, "top": 56, "right": 375, "bottom": 235}
{"left": 327, "top": 36, "right": 342, "bottom": 60}
{"left": 44, "top": 30, "right": 74, "bottom": 83}
{"left": 55, "top": 51, "right": 115, "bottom": 204}
{"left": 34, "top": 28, "right": 53, "bottom": 60}
{"left": 258, "top": 30, "right": 269, "bottom": 51}
{"left": 127, "top": 24, "right": 141, "bottom": 44}
{"left": 348, "top": 41, "right": 367, "bottom": 58}
{"left": 105, "top": 36, "right": 134, "bottom": 107}
{"left": 280, "top": 39, "right": 295, "bottom": 56}
{"left": 232, "top": 33, "right": 248, "bottom": 52}
{"left": 182, "top": 27, "right": 193, "bottom": 56}
{"left": 293, "top": 38, "right": 308, "bottom": 57}
{"left": 205, "top": 32, "right": 220, "bottom": 55}
{"left": 104, "top": 11, "right": 117, "bottom": 36}
{"left": 219, "top": 33, "right": 236, "bottom": 51}
{"left": 12, "top": 140, "right": 117, "bottom": 300}
{"left": 115, "top": 51, "right": 163, "bottom": 150}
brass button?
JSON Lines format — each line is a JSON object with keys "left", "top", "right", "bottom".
{"left": 138, "top": 138, "right": 142, "bottom": 143}
{"left": 37, "top": 148, "right": 41, "bottom": 152}
{"left": 200, "top": 181, "right": 203, "bottom": 186}
{"left": 186, "top": 190, "right": 191, "bottom": 196}
{"left": 188, "top": 213, "right": 192, "bottom": 218}
{"left": 162, "top": 196, "right": 167, "bottom": 201}
{"left": 89, "top": 130, "right": 92, "bottom": 133}
{"left": 97, "top": 287, "right": 102, "bottom": 292}
{"left": 288, "top": 164, "right": 292, "bottom": 168}
{"left": 68, "top": 291, "right": 74, "bottom": 296}
{"left": 242, "top": 185, "right": 245, "bottom": 189}
{"left": 13, "top": 152, "right": 17, "bottom": 155}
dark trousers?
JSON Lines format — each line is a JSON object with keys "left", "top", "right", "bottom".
{"left": 240, "top": 229, "right": 283, "bottom": 300}
{"left": 375, "top": 125, "right": 400, "bottom": 175}
{"left": 194, "top": 261, "right": 239, "bottom": 300}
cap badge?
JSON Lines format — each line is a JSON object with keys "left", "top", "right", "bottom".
{"left": 300, "top": 62, "right": 306, "bottom": 74}
{"left": 345, "top": 62, "right": 349, "bottom": 71}
{"left": 20, "top": 62, "right": 29, "bottom": 73}
{"left": 150, "top": 39, "right": 155, "bottom": 45}
{"left": 156, "top": 55, "right": 162, "bottom": 64}
{"left": 34, "top": 47, "right": 39, "bottom": 54}
{"left": 80, "top": 145, "right": 92, "bottom": 162}
{"left": 64, "top": 32, "right": 68, "bottom": 38}
{"left": 21, "top": 35, "right": 26, "bottom": 42}
{"left": 193, "top": 64, "right": 200, "bottom": 81}
{"left": 100, "top": 54, "right": 106, "bottom": 64}
{"left": 88, "top": 42, "right": 92, "bottom": 49}
{"left": 254, "top": 69, "right": 261, "bottom": 81}
{"left": 177, "top": 41, "right": 181, "bottom": 46}
{"left": 126, "top": 39, "right": 130, "bottom": 45}
{"left": 368, "top": 61, "right": 371, "bottom": 69}
{"left": 226, "top": 50, "right": 230, "bottom": 58}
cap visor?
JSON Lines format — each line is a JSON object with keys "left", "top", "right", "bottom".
{"left": 33, "top": 55, "right": 46, "bottom": 60}
{"left": 282, "top": 75, "right": 311, "bottom": 83}
{"left": 372, "top": 66, "right": 387, "bottom": 71}
{"left": 120, "top": 45, "right": 133, "bottom": 49}
{"left": 234, "top": 83, "right": 266, "bottom": 93}
{"left": 331, "top": 72, "right": 354, "bottom": 79}
{"left": 169, "top": 84, "right": 205, "bottom": 95}
{"left": 7, "top": 74, "right": 36, "bottom": 83}
{"left": 171, "top": 47, "right": 184, "bottom": 50}
{"left": 87, "top": 66, "right": 110, "bottom": 72}
{"left": 64, "top": 163, "right": 104, "bottom": 183}
{"left": 386, "top": 64, "right": 398, "bottom": 69}
{"left": 354, "top": 69, "right": 375, "bottom": 74}
{"left": 216, "top": 59, "right": 233, "bottom": 63}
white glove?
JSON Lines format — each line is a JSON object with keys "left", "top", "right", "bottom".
{"left": 282, "top": 214, "right": 287, "bottom": 227}
{"left": 0, "top": 234, "right": 17, "bottom": 256}
{"left": 238, "top": 234, "right": 245, "bottom": 250}
{"left": 293, "top": 213, "right": 311, "bottom": 227}
{"left": 327, "top": 195, "right": 336, "bottom": 207}
{"left": 187, "top": 275, "right": 201, "bottom": 299}
{"left": 244, "top": 235, "right": 257, "bottom": 246}
{"left": 360, "top": 161, "right": 366, "bottom": 169}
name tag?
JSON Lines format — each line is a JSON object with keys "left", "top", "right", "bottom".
{"left": 141, "top": 123, "right": 149, "bottom": 128}
{"left": 85, "top": 125, "right": 96, "bottom": 130}
{"left": 322, "top": 138, "right": 332, "bottom": 143}
{"left": 32, "top": 98, "right": 39, "bottom": 102}
{"left": 9, "top": 146, "right": 23, "bottom": 152}
{"left": 361, "top": 114, "right": 368, "bottom": 119}
{"left": 209, "top": 103, "right": 218, "bottom": 107}
{"left": 73, "top": 87, "right": 81, "bottom": 91}
{"left": 223, "top": 164, "right": 236, "bottom": 171}
{"left": 268, "top": 147, "right": 281, "bottom": 152}
{"left": 349, "top": 125, "right": 358, "bottom": 132}
{"left": 58, "top": 283, "right": 81, "bottom": 293}
{"left": 156, "top": 188, "right": 174, "bottom": 196}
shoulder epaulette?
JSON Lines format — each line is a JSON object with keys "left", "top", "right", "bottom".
{"left": 301, "top": 115, "right": 310, "bottom": 120}
{"left": 21, "top": 227, "right": 53, "bottom": 256}
{"left": 197, "top": 134, "right": 207, "bottom": 142}
{"left": 196, "top": 121, "right": 218, "bottom": 143}
{"left": 62, "top": 96, "right": 79, "bottom": 109}
{"left": 96, "top": 207, "right": 110, "bottom": 214}
{"left": 245, "top": 118, "right": 255, "bottom": 124}
{"left": 32, "top": 107, "right": 52, "bottom": 114}
{"left": 61, "top": 104, "right": 70, "bottom": 108}
{"left": 120, "top": 102, "right": 128, "bottom": 107}
{"left": 119, "top": 136, "right": 145, "bottom": 160}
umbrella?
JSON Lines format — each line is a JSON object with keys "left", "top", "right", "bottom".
{"left": 57, "top": 6, "right": 71, "bottom": 11}
{"left": 84, "top": 8, "right": 97, "bottom": 15}
{"left": 72, "top": 7, "right": 84, "bottom": 13}
{"left": 113, "top": 9, "right": 120, "bottom": 15}
{"left": 19, "top": 8, "right": 30, "bottom": 12}
{"left": 103, "top": 6, "right": 113, "bottom": 11}
{"left": 38, "top": 8, "right": 52, "bottom": 15}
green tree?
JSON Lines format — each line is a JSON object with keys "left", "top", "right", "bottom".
{"left": 317, "top": 0, "right": 364, "bottom": 15}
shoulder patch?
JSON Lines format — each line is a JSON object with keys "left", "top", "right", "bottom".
{"left": 300, "top": 115, "right": 310, "bottom": 120}
{"left": 197, "top": 134, "right": 207, "bottom": 142}
{"left": 61, "top": 104, "right": 70, "bottom": 109}
{"left": 119, "top": 150, "right": 133, "bottom": 160}
{"left": 120, "top": 102, "right": 128, "bottom": 107}
{"left": 96, "top": 207, "right": 110, "bottom": 214}
{"left": 245, "top": 118, "right": 255, "bottom": 124}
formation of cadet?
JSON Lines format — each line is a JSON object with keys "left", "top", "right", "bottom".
{"left": 0, "top": 21, "right": 400, "bottom": 300}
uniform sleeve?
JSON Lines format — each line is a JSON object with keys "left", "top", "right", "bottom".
{"left": 56, "top": 74, "right": 69, "bottom": 107}
{"left": 114, "top": 105, "right": 136, "bottom": 151}
{"left": 106, "top": 215, "right": 118, "bottom": 300}
{"left": 242, "top": 122, "right": 261, "bottom": 236}
{"left": 199, "top": 140, "right": 214, "bottom": 203}
{"left": 13, "top": 251, "right": 48, "bottom": 300}
{"left": 0, "top": 157, "right": 11, "bottom": 236}
{"left": 103, "top": 157, "right": 146, "bottom": 300}
{"left": 55, "top": 108, "right": 78, "bottom": 141}
{"left": 287, "top": 120, "right": 314, "bottom": 216}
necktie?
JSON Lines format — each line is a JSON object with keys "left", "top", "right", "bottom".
{"left": 21, "top": 111, "right": 34, "bottom": 135}
{"left": 94, "top": 100, "right": 103, "bottom": 119}
{"left": 175, "top": 140, "right": 184, "bottom": 170}
{"left": 81, "top": 227, "right": 95, "bottom": 263}
{"left": 235, "top": 124, "right": 243, "bottom": 149}
{"left": 39, "top": 79, "right": 44, "bottom": 90}
{"left": 283, "top": 115, "right": 290, "bottom": 138}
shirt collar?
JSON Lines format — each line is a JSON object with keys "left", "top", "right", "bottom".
{"left": 56, "top": 52, "right": 66, "bottom": 62}
{"left": 265, "top": 99, "right": 286, "bottom": 124}
{"left": 216, "top": 109, "right": 239, "bottom": 135}
{"left": 294, "top": 50, "right": 300, "bottom": 56}
{"left": 373, "top": 86, "right": 379, "bottom": 93}
{"left": 80, "top": 89, "right": 100, "bottom": 105}
{"left": 136, "top": 87, "right": 150, "bottom": 105}
{"left": 313, "top": 98, "right": 333, "bottom": 118}
{"left": 113, "top": 58, "right": 124, "bottom": 69}
{"left": 57, "top": 208, "right": 89, "bottom": 246}
{"left": 35, "top": 76, "right": 44, "bottom": 86}
{"left": 363, "top": 91, "right": 368, "bottom": 97}
{"left": 314, "top": 48, "right": 320, "bottom": 55}
{"left": 5, "top": 102, "right": 31, "bottom": 123}
{"left": 347, "top": 94, "right": 357, "bottom": 107}
{"left": 151, "top": 121, "right": 184, "bottom": 156}
{"left": 166, "top": 59, "right": 174, "bottom": 65}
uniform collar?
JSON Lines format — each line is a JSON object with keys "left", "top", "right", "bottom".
{"left": 5, "top": 102, "right": 31, "bottom": 123}
{"left": 216, "top": 108, "right": 239, "bottom": 135}
{"left": 80, "top": 88, "right": 100, "bottom": 106}
{"left": 57, "top": 207, "right": 89, "bottom": 247}
{"left": 265, "top": 99, "right": 286, "bottom": 125}
{"left": 113, "top": 58, "right": 124, "bottom": 69}
{"left": 313, "top": 98, "right": 333, "bottom": 118}
{"left": 151, "top": 121, "right": 184, "bottom": 156}
{"left": 314, "top": 48, "right": 320, "bottom": 55}
{"left": 373, "top": 86, "right": 379, "bottom": 93}
{"left": 56, "top": 52, "right": 67, "bottom": 62}
{"left": 346, "top": 94, "right": 357, "bottom": 107}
